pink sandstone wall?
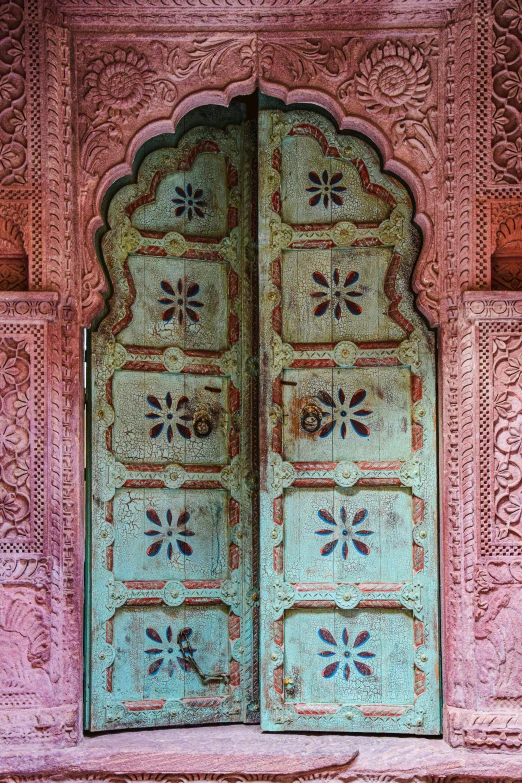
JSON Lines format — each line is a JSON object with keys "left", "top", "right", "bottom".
{"left": 1, "top": 0, "right": 522, "bottom": 760}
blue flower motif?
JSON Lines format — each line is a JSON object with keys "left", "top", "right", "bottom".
{"left": 315, "top": 506, "right": 374, "bottom": 558}
{"left": 172, "top": 184, "right": 206, "bottom": 220}
{"left": 307, "top": 388, "right": 373, "bottom": 439}
{"left": 145, "top": 626, "right": 196, "bottom": 677}
{"left": 306, "top": 170, "right": 346, "bottom": 208}
{"left": 317, "top": 627, "right": 376, "bottom": 680}
{"left": 144, "top": 507, "right": 194, "bottom": 559}
{"left": 145, "top": 392, "right": 193, "bottom": 442}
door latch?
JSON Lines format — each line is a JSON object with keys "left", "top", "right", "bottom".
{"left": 177, "top": 628, "right": 229, "bottom": 684}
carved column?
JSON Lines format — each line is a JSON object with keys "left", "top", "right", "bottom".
{"left": 0, "top": 292, "right": 82, "bottom": 744}
{"left": 442, "top": 0, "right": 522, "bottom": 750}
{"left": 442, "top": 292, "right": 522, "bottom": 749}
{"left": 0, "top": 0, "right": 83, "bottom": 746}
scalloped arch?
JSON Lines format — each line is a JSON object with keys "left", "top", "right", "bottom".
{"left": 84, "top": 82, "right": 438, "bottom": 329}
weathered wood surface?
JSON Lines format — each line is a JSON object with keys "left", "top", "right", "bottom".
{"left": 258, "top": 110, "right": 440, "bottom": 734}
{"left": 88, "top": 123, "right": 257, "bottom": 730}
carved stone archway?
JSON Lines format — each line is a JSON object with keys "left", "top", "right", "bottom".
{"left": 2, "top": 0, "right": 522, "bottom": 773}
{"left": 78, "top": 41, "right": 442, "bottom": 331}
{"left": 70, "top": 19, "right": 500, "bottom": 749}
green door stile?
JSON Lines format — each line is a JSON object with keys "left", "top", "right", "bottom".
{"left": 258, "top": 109, "right": 440, "bottom": 734}
{"left": 87, "top": 101, "right": 441, "bottom": 735}
{"left": 88, "top": 118, "right": 257, "bottom": 731}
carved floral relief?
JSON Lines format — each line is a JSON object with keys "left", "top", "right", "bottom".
{"left": 492, "top": 0, "right": 522, "bottom": 183}
{"left": 0, "top": 336, "right": 30, "bottom": 541}
{"left": 0, "top": 585, "right": 51, "bottom": 709}
{"left": 473, "top": 312, "right": 522, "bottom": 709}
{"left": 77, "top": 39, "right": 253, "bottom": 176}
{"left": 492, "top": 334, "right": 522, "bottom": 544}
{"left": 0, "top": 0, "right": 26, "bottom": 185}
{"left": 477, "top": 322, "right": 522, "bottom": 554}
{"left": 339, "top": 38, "right": 438, "bottom": 174}
{"left": 84, "top": 48, "right": 158, "bottom": 117}
{"left": 354, "top": 40, "right": 431, "bottom": 114}
{"left": 79, "top": 45, "right": 177, "bottom": 175}
{"left": 475, "top": 563, "right": 522, "bottom": 703}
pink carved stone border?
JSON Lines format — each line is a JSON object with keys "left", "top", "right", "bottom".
{"left": 2, "top": 0, "right": 522, "bottom": 770}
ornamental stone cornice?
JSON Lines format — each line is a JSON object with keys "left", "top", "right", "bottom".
{"left": 50, "top": 0, "right": 465, "bottom": 16}
{"left": 0, "top": 292, "right": 60, "bottom": 321}
{"left": 43, "top": 0, "right": 472, "bottom": 32}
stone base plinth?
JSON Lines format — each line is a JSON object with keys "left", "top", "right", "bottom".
{"left": 1, "top": 724, "right": 522, "bottom": 781}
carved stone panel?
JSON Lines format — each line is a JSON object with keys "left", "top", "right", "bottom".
{"left": 0, "top": 293, "right": 66, "bottom": 744}
{"left": 465, "top": 294, "right": 522, "bottom": 712}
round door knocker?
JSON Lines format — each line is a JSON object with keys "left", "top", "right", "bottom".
{"left": 300, "top": 403, "right": 323, "bottom": 433}
{"left": 193, "top": 409, "right": 213, "bottom": 438}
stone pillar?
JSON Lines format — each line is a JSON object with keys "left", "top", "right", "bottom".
{"left": 0, "top": 0, "right": 83, "bottom": 746}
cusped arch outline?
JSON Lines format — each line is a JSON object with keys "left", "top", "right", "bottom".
{"left": 83, "top": 81, "right": 439, "bottom": 330}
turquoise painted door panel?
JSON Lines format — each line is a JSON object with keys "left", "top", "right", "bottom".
{"left": 281, "top": 247, "right": 403, "bottom": 343}
{"left": 112, "top": 370, "right": 229, "bottom": 465}
{"left": 284, "top": 608, "right": 415, "bottom": 706}
{"left": 117, "top": 255, "right": 230, "bottom": 351}
{"left": 283, "top": 487, "right": 414, "bottom": 585}
{"left": 280, "top": 135, "right": 392, "bottom": 225}
{"left": 259, "top": 110, "right": 440, "bottom": 734}
{"left": 112, "top": 489, "right": 229, "bottom": 582}
{"left": 130, "top": 153, "right": 230, "bottom": 238}
{"left": 88, "top": 121, "right": 256, "bottom": 731}
{"left": 111, "top": 605, "right": 230, "bottom": 702}
{"left": 281, "top": 366, "right": 413, "bottom": 463}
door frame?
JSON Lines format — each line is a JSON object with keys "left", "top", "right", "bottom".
{"left": 73, "top": 29, "right": 479, "bottom": 744}
{"left": 3, "top": 2, "right": 511, "bottom": 749}
{"left": 77, "top": 38, "right": 456, "bottom": 740}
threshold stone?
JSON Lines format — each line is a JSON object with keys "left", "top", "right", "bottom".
{"left": 1, "top": 724, "right": 522, "bottom": 779}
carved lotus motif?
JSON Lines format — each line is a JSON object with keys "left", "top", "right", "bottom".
{"left": 0, "top": 484, "right": 26, "bottom": 537}
{"left": 84, "top": 48, "right": 156, "bottom": 116}
{"left": 503, "top": 0, "right": 522, "bottom": 35}
{"left": 0, "top": 350, "right": 20, "bottom": 389}
{"left": 4, "top": 456, "right": 30, "bottom": 488}
{"left": 355, "top": 40, "right": 430, "bottom": 115}
{"left": 503, "top": 137, "right": 522, "bottom": 177}
{"left": 0, "top": 416, "right": 28, "bottom": 457}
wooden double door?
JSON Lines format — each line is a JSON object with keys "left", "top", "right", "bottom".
{"left": 87, "top": 102, "right": 440, "bottom": 735}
